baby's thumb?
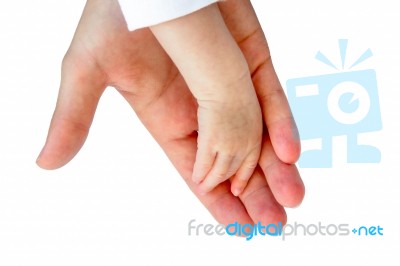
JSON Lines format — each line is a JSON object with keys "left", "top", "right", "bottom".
{"left": 36, "top": 52, "right": 106, "bottom": 170}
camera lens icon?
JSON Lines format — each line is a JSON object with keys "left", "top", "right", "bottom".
{"left": 327, "top": 81, "right": 371, "bottom": 125}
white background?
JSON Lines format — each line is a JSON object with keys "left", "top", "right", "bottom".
{"left": 1, "top": 0, "right": 399, "bottom": 265}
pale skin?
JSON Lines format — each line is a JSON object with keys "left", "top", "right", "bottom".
{"left": 36, "top": 0, "right": 305, "bottom": 226}
{"left": 150, "top": 4, "right": 262, "bottom": 196}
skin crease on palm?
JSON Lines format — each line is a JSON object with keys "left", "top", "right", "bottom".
{"left": 36, "top": 0, "right": 305, "bottom": 226}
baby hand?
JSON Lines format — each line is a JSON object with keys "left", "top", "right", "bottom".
{"left": 192, "top": 73, "right": 262, "bottom": 196}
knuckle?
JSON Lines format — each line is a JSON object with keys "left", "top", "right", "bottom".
{"left": 244, "top": 160, "right": 258, "bottom": 171}
{"left": 212, "top": 172, "right": 228, "bottom": 182}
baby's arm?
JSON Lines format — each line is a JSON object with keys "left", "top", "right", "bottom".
{"left": 150, "top": 4, "right": 262, "bottom": 196}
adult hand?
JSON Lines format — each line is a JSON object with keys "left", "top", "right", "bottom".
{"left": 37, "top": 0, "right": 304, "bottom": 225}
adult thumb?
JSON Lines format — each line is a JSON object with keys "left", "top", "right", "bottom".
{"left": 36, "top": 51, "right": 106, "bottom": 170}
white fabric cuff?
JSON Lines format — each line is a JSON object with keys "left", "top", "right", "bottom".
{"left": 118, "top": 0, "right": 219, "bottom": 31}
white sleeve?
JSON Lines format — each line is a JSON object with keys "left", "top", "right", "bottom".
{"left": 118, "top": 0, "right": 220, "bottom": 31}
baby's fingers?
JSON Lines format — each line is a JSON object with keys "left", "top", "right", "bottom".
{"left": 230, "top": 150, "right": 260, "bottom": 196}
{"left": 198, "top": 154, "right": 240, "bottom": 194}
{"left": 192, "top": 147, "right": 216, "bottom": 184}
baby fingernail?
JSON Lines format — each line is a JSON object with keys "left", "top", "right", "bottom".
{"left": 232, "top": 188, "right": 241, "bottom": 197}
